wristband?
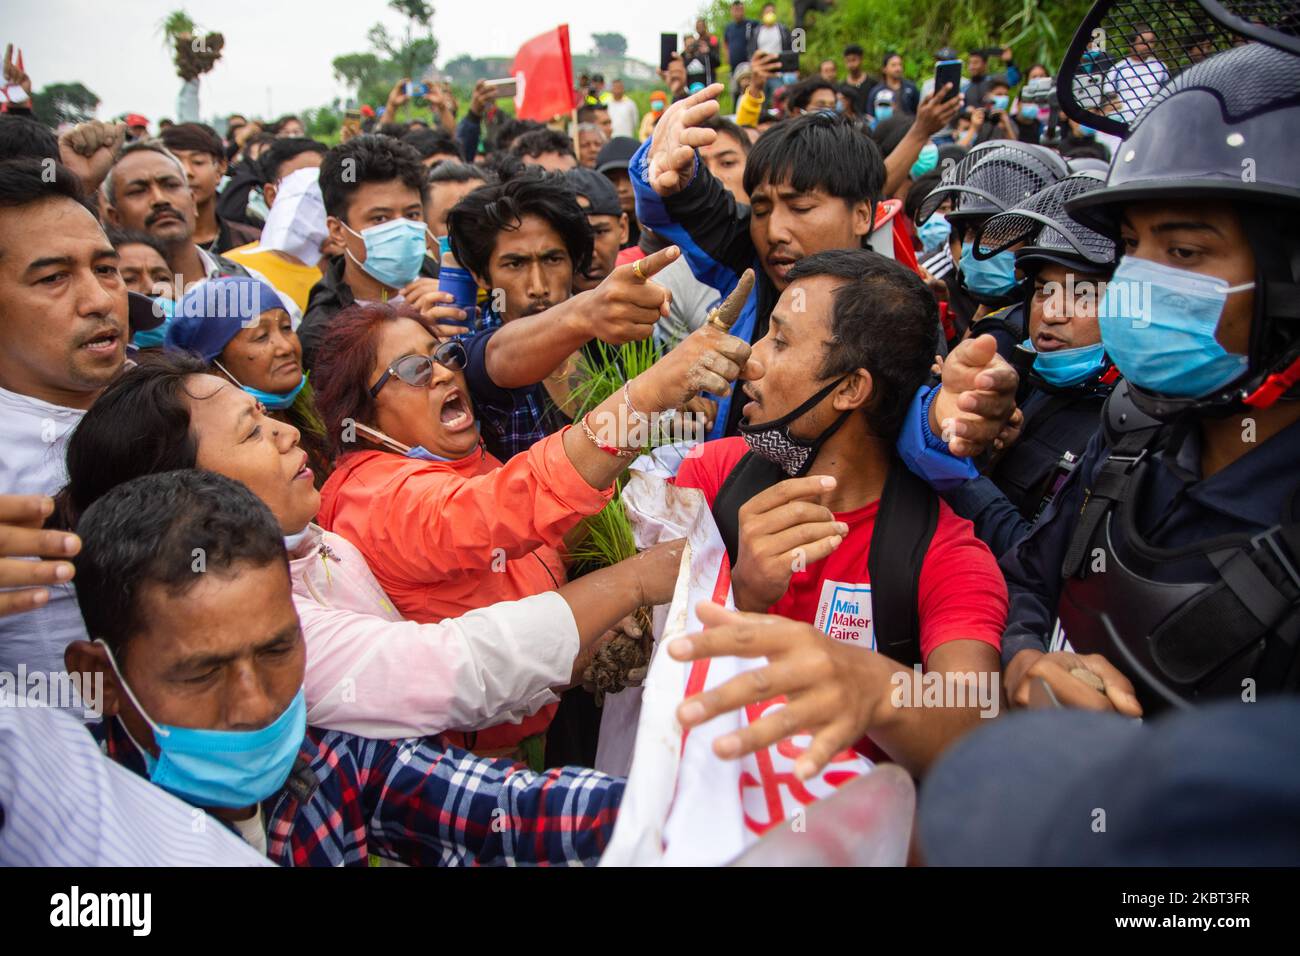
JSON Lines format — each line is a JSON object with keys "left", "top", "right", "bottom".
{"left": 579, "top": 414, "right": 636, "bottom": 458}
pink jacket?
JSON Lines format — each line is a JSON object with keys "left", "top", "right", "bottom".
{"left": 288, "top": 524, "right": 578, "bottom": 741}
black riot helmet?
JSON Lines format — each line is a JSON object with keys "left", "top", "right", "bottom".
{"left": 917, "top": 141, "right": 1071, "bottom": 227}
{"left": 977, "top": 171, "right": 1118, "bottom": 274}
{"left": 1067, "top": 42, "right": 1300, "bottom": 418}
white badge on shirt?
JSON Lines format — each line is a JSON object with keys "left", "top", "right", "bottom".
{"left": 813, "top": 580, "right": 875, "bottom": 648}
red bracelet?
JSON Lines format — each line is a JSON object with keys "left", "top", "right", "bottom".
{"left": 578, "top": 414, "right": 636, "bottom": 458}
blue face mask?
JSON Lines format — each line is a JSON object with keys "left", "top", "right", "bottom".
{"left": 918, "top": 213, "right": 952, "bottom": 253}
{"left": 344, "top": 218, "right": 429, "bottom": 289}
{"left": 875, "top": 104, "right": 893, "bottom": 122}
{"left": 98, "top": 640, "right": 305, "bottom": 809}
{"left": 1019, "top": 103, "right": 1040, "bottom": 121}
{"left": 131, "top": 296, "right": 176, "bottom": 349}
{"left": 214, "top": 361, "right": 308, "bottom": 411}
{"left": 1099, "top": 257, "right": 1253, "bottom": 398}
{"left": 910, "top": 143, "right": 939, "bottom": 180}
{"left": 991, "top": 94, "right": 1010, "bottom": 111}
{"left": 960, "top": 241, "right": 1020, "bottom": 297}
{"left": 436, "top": 234, "right": 453, "bottom": 258}
{"left": 1078, "top": 124, "right": 1097, "bottom": 138}
{"left": 1024, "top": 338, "right": 1106, "bottom": 387}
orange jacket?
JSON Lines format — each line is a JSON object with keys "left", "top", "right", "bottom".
{"left": 317, "top": 429, "right": 614, "bottom": 753}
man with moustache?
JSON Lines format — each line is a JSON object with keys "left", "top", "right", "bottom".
{"left": 0, "top": 160, "right": 130, "bottom": 687}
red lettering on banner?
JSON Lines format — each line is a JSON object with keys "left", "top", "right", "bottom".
{"left": 738, "top": 698, "right": 864, "bottom": 835}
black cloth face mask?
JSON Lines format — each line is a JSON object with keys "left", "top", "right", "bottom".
{"left": 738, "top": 376, "right": 850, "bottom": 477}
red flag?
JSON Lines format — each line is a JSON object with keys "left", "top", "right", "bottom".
{"left": 510, "top": 25, "right": 576, "bottom": 122}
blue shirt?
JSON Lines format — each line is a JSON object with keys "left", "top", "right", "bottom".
{"left": 724, "top": 20, "right": 756, "bottom": 66}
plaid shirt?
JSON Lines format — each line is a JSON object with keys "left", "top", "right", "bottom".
{"left": 97, "top": 718, "right": 623, "bottom": 866}
{"left": 465, "top": 311, "right": 570, "bottom": 461}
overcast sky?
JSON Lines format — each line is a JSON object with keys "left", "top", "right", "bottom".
{"left": 7, "top": 0, "right": 706, "bottom": 124}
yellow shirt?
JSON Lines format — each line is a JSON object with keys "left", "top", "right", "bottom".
{"left": 223, "top": 243, "right": 324, "bottom": 313}
{"left": 736, "top": 89, "right": 765, "bottom": 128}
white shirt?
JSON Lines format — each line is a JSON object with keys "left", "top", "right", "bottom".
{"left": 0, "top": 704, "right": 271, "bottom": 865}
{"left": 756, "top": 24, "right": 782, "bottom": 55}
{"left": 231, "top": 807, "right": 268, "bottom": 856}
{"left": 607, "top": 96, "right": 639, "bottom": 140}
{"left": 0, "top": 384, "right": 90, "bottom": 702}
{"left": 1104, "top": 56, "right": 1170, "bottom": 123}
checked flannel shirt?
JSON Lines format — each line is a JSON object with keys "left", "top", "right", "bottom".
{"left": 97, "top": 717, "right": 624, "bottom": 866}
{"left": 462, "top": 310, "right": 570, "bottom": 462}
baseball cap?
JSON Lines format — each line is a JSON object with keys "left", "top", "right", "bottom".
{"left": 565, "top": 167, "right": 622, "bottom": 217}
{"left": 595, "top": 136, "right": 639, "bottom": 176}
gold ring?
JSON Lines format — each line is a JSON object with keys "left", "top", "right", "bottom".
{"left": 705, "top": 309, "right": 731, "bottom": 333}
{"left": 631, "top": 260, "right": 646, "bottom": 282}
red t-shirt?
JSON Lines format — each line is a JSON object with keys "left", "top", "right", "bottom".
{"left": 674, "top": 438, "right": 1007, "bottom": 758}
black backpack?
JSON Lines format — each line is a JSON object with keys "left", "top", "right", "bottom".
{"left": 710, "top": 452, "right": 939, "bottom": 668}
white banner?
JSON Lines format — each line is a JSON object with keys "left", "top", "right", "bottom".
{"left": 601, "top": 455, "right": 874, "bottom": 866}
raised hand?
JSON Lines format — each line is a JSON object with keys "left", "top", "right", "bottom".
{"left": 914, "top": 84, "right": 962, "bottom": 137}
{"left": 929, "top": 333, "right": 1019, "bottom": 457}
{"left": 580, "top": 244, "right": 680, "bottom": 345}
{"left": 645, "top": 82, "right": 725, "bottom": 196}
{"left": 58, "top": 120, "right": 125, "bottom": 193}
{"left": 630, "top": 268, "right": 757, "bottom": 411}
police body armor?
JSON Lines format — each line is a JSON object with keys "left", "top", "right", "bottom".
{"left": 1054, "top": 382, "right": 1300, "bottom": 713}
{"left": 993, "top": 373, "right": 1111, "bottom": 523}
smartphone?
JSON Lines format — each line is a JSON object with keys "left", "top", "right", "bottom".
{"left": 483, "top": 76, "right": 517, "bottom": 99}
{"left": 934, "top": 59, "right": 962, "bottom": 101}
{"left": 660, "top": 33, "right": 678, "bottom": 72}
{"left": 777, "top": 50, "right": 801, "bottom": 73}
{"left": 405, "top": 81, "right": 430, "bottom": 97}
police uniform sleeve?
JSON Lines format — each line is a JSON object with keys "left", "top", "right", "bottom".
{"left": 997, "top": 428, "right": 1107, "bottom": 667}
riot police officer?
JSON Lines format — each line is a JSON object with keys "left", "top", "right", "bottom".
{"left": 1001, "top": 42, "right": 1300, "bottom": 715}
{"left": 944, "top": 171, "right": 1120, "bottom": 557}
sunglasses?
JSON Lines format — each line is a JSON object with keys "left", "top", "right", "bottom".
{"left": 369, "top": 340, "right": 467, "bottom": 398}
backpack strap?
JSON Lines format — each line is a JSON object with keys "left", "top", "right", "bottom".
{"left": 712, "top": 451, "right": 788, "bottom": 566}
{"left": 868, "top": 456, "right": 940, "bottom": 669}
{"left": 711, "top": 452, "right": 940, "bottom": 669}
{"left": 1061, "top": 382, "right": 1163, "bottom": 579}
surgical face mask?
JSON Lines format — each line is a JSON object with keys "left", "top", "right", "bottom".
{"left": 1078, "top": 124, "right": 1097, "bottom": 138}
{"left": 739, "top": 377, "right": 850, "bottom": 477}
{"left": 875, "top": 104, "right": 893, "bottom": 122}
{"left": 918, "top": 213, "right": 952, "bottom": 253}
{"left": 132, "top": 296, "right": 176, "bottom": 349}
{"left": 343, "top": 217, "right": 429, "bottom": 289}
{"left": 1019, "top": 103, "right": 1041, "bottom": 121}
{"left": 213, "top": 360, "right": 308, "bottom": 411}
{"left": 435, "top": 234, "right": 453, "bottom": 258}
{"left": 257, "top": 167, "right": 328, "bottom": 267}
{"left": 1099, "top": 257, "right": 1253, "bottom": 398}
{"left": 991, "top": 94, "right": 1010, "bottom": 111}
{"left": 651, "top": 100, "right": 666, "bottom": 114}
{"left": 97, "top": 640, "right": 305, "bottom": 809}
{"left": 1023, "top": 338, "right": 1106, "bottom": 387}
{"left": 960, "top": 241, "right": 1020, "bottom": 297}
{"left": 910, "top": 143, "right": 939, "bottom": 180}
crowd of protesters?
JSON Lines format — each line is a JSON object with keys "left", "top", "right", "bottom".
{"left": 0, "top": 6, "right": 1297, "bottom": 868}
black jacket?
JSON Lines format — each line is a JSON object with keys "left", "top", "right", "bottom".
{"left": 215, "top": 159, "right": 265, "bottom": 229}
{"left": 299, "top": 254, "right": 440, "bottom": 372}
